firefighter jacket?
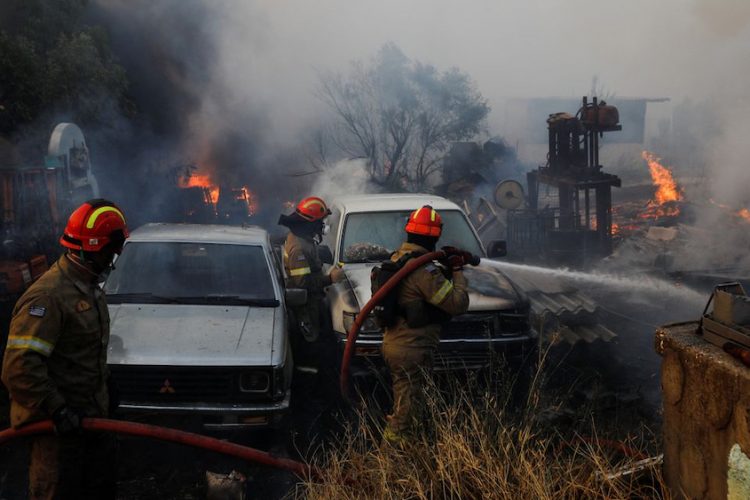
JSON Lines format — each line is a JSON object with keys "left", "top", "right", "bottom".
{"left": 1, "top": 254, "right": 111, "bottom": 428}
{"left": 283, "top": 232, "right": 332, "bottom": 293}
{"left": 384, "top": 242, "right": 470, "bottom": 349}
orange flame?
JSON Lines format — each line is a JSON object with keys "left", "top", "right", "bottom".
{"left": 179, "top": 173, "right": 219, "bottom": 204}
{"left": 236, "top": 186, "right": 258, "bottom": 216}
{"left": 709, "top": 199, "right": 750, "bottom": 223}
{"left": 641, "top": 151, "right": 683, "bottom": 205}
{"left": 637, "top": 151, "right": 683, "bottom": 219}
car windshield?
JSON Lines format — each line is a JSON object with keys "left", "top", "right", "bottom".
{"left": 340, "top": 210, "right": 484, "bottom": 263}
{"left": 104, "top": 242, "right": 277, "bottom": 305}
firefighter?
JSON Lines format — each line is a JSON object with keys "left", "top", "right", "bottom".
{"left": 1, "top": 199, "right": 128, "bottom": 500}
{"left": 382, "top": 205, "right": 470, "bottom": 445}
{"left": 278, "top": 197, "right": 343, "bottom": 368}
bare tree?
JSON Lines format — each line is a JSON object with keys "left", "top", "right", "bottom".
{"left": 317, "top": 43, "right": 489, "bottom": 190}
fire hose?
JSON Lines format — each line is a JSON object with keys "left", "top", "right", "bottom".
{"left": 0, "top": 418, "right": 315, "bottom": 479}
{"left": 339, "top": 248, "right": 480, "bottom": 398}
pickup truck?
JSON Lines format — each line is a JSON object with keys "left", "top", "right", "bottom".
{"left": 319, "top": 194, "right": 536, "bottom": 373}
{"left": 105, "top": 224, "right": 297, "bottom": 430}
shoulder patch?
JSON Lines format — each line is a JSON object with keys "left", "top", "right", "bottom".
{"left": 76, "top": 300, "right": 92, "bottom": 312}
{"left": 296, "top": 254, "right": 307, "bottom": 262}
{"left": 29, "top": 305, "right": 47, "bottom": 317}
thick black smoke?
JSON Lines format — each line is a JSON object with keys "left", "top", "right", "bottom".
{"left": 83, "top": 0, "right": 294, "bottom": 230}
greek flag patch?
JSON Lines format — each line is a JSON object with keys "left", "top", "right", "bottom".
{"left": 29, "top": 305, "right": 47, "bottom": 317}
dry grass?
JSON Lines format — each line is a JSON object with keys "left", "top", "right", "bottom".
{"left": 298, "top": 368, "right": 668, "bottom": 500}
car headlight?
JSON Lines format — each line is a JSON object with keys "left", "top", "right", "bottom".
{"left": 239, "top": 371, "right": 270, "bottom": 393}
{"left": 343, "top": 311, "right": 382, "bottom": 334}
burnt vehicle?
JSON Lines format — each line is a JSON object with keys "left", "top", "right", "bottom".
{"left": 320, "top": 194, "right": 536, "bottom": 373}
{"left": 105, "top": 224, "right": 299, "bottom": 429}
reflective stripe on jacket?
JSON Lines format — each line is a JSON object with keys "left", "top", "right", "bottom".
{"left": 1, "top": 255, "right": 110, "bottom": 428}
{"left": 283, "top": 233, "right": 331, "bottom": 292}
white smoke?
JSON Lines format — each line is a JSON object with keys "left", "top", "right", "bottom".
{"left": 310, "top": 158, "right": 379, "bottom": 202}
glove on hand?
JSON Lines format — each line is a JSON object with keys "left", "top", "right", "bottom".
{"left": 329, "top": 266, "right": 345, "bottom": 283}
{"left": 445, "top": 254, "right": 467, "bottom": 271}
{"left": 441, "top": 246, "right": 480, "bottom": 268}
{"left": 52, "top": 405, "right": 82, "bottom": 435}
{"left": 107, "top": 376, "right": 120, "bottom": 415}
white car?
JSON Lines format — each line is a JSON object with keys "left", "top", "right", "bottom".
{"left": 104, "top": 224, "right": 298, "bottom": 429}
{"left": 320, "top": 194, "right": 536, "bottom": 373}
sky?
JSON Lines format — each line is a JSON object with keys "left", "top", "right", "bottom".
{"left": 205, "top": 0, "right": 750, "bottom": 136}
{"left": 88, "top": 0, "right": 750, "bottom": 227}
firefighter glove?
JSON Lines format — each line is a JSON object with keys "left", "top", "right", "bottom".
{"left": 445, "top": 254, "right": 467, "bottom": 271}
{"left": 441, "top": 246, "right": 480, "bottom": 266}
{"left": 52, "top": 405, "right": 82, "bottom": 435}
{"left": 329, "top": 266, "right": 345, "bottom": 283}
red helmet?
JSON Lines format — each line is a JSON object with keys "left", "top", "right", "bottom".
{"left": 295, "top": 196, "right": 331, "bottom": 222}
{"left": 60, "top": 199, "right": 129, "bottom": 253}
{"left": 405, "top": 205, "right": 442, "bottom": 237}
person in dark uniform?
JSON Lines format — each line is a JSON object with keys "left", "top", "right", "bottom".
{"left": 2, "top": 199, "right": 128, "bottom": 500}
{"left": 382, "top": 205, "right": 470, "bottom": 445}
{"left": 279, "top": 196, "right": 343, "bottom": 380}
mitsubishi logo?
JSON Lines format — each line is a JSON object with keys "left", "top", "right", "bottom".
{"left": 159, "top": 379, "right": 176, "bottom": 394}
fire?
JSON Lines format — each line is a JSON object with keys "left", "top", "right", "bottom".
{"left": 709, "top": 199, "right": 750, "bottom": 223}
{"left": 641, "top": 151, "right": 683, "bottom": 205}
{"left": 179, "top": 173, "right": 219, "bottom": 204}
{"left": 235, "top": 186, "right": 258, "bottom": 216}
{"left": 638, "top": 151, "right": 683, "bottom": 219}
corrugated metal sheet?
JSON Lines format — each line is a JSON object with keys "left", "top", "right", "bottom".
{"left": 502, "top": 268, "right": 617, "bottom": 345}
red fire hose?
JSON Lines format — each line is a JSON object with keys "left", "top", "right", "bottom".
{"left": 339, "top": 249, "right": 480, "bottom": 397}
{"left": 0, "top": 418, "right": 315, "bottom": 479}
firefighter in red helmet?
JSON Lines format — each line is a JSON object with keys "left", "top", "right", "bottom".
{"left": 382, "top": 205, "right": 470, "bottom": 446}
{"left": 2, "top": 199, "right": 128, "bottom": 499}
{"left": 279, "top": 197, "right": 343, "bottom": 371}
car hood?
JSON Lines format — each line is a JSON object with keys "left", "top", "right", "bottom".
{"left": 338, "top": 261, "right": 526, "bottom": 312}
{"left": 107, "top": 304, "right": 277, "bottom": 366}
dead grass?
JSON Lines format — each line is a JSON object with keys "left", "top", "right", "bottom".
{"left": 298, "top": 366, "right": 668, "bottom": 500}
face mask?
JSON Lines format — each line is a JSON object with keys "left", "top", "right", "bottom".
{"left": 322, "top": 223, "right": 330, "bottom": 236}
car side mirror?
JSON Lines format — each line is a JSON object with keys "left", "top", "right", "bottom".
{"left": 487, "top": 240, "right": 507, "bottom": 259}
{"left": 285, "top": 288, "right": 308, "bottom": 307}
{"left": 317, "top": 245, "right": 334, "bottom": 265}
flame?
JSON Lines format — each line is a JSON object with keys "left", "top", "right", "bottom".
{"left": 236, "top": 186, "right": 258, "bottom": 216}
{"left": 178, "top": 173, "right": 219, "bottom": 204}
{"left": 637, "top": 151, "right": 683, "bottom": 219}
{"left": 709, "top": 199, "right": 750, "bottom": 223}
{"left": 642, "top": 151, "right": 683, "bottom": 204}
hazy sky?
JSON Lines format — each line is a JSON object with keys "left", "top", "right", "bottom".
{"left": 91, "top": 0, "right": 750, "bottom": 215}
{"left": 209, "top": 0, "right": 750, "bottom": 136}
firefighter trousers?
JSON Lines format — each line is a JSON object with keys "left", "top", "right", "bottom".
{"left": 382, "top": 342, "right": 435, "bottom": 436}
{"left": 29, "top": 432, "right": 117, "bottom": 500}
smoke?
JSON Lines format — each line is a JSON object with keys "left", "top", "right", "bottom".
{"left": 71, "top": 0, "right": 748, "bottom": 242}
{"left": 83, "top": 0, "right": 290, "bottom": 227}
{"left": 310, "top": 158, "right": 379, "bottom": 202}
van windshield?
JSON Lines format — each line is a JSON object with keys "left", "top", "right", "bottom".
{"left": 340, "top": 210, "right": 483, "bottom": 263}
{"left": 104, "top": 242, "right": 277, "bottom": 305}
